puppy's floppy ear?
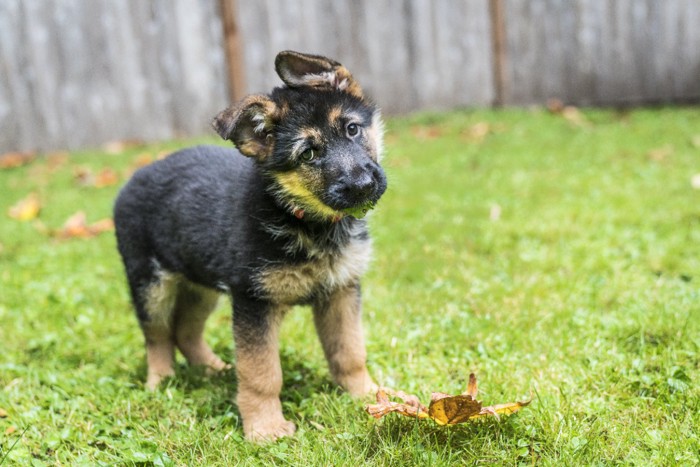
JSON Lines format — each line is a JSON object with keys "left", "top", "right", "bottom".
{"left": 212, "top": 95, "right": 278, "bottom": 159}
{"left": 275, "top": 50, "right": 363, "bottom": 98}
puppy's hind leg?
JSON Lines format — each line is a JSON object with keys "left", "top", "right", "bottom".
{"left": 173, "top": 282, "right": 230, "bottom": 373}
{"left": 125, "top": 260, "right": 179, "bottom": 390}
{"left": 132, "top": 267, "right": 180, "bottom": 390}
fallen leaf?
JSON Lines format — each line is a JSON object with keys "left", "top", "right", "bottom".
{"left": 94, "top": 168, "right": 119, "bottom": 187}
{"left": 73, "top": 166, "right": 94, "bottom": 186}
{"left": 428, "top": 392, "right": 482, "bottom": 425}
{"left": 365, "top": 388, "right": 430, "bottom": 420}
{"left": 5, "top": 426, "right": 16, "bottom": 435}
{"left": 53, "top": 211, "right": 114, "bottom": 239}
{"left": 411, "top": 125, "right": 443, "bottom": 141}
{"left": 647, "top": 145, "right": 673, "bottom": 162}
{"left": 0, "top": 151, "right": 35, "bottom": 169}
{"left": 132, "top": 152, "right": 155, "bottom": 169}
{"left": 462, "top": 122, "right": 492, "bottom": 143}
{"left": 547, "top": 99, "right": 590, "bottom": 127}
{"left": 0, "top": 408, "right": 8, "bottom": 418}
{"left": 8, "top": 193, "right": 41, "bottom": 221}
{"left": 365, "top": 373, "right": 531, "bottom": 425}
{"left": 546, "top": 98, "right": 565, "bottom": 113}
{"left": 46, "top": 151, "right": 70, "bottom": 171}
{"left": 74, "top": 167, "right": 119, "bottom": 187}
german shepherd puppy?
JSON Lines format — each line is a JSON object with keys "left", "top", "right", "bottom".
{"left": 114, "top": 51, "right": 387, "bottom": 441}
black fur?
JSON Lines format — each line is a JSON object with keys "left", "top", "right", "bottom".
{"left": 113, "top": 51, "right": 386, "bottom": 440}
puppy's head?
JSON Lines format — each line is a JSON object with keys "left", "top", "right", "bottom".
{"left": 213, "top": 51, "right": 387, "bottom": 222}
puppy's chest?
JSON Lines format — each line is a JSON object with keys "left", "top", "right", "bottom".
{"left": 255, "top": 239, "right": 371, "bottom": 304}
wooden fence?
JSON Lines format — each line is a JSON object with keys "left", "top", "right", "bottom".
{"left": 1, "top": 0, "right": 698, "bottom": 153}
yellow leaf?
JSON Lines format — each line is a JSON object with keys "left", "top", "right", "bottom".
{"left": 428, "top": 393, "right": 481, "bottom": 425}
{"left": 8, "top": 193, "right": 41, "bottom": 221}
{"left": 471, "top": 399, "right": 531, "bottom": 419}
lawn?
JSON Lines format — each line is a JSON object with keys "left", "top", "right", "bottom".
{"left": 1, "top": 107, "right": 699, "bottom": 465}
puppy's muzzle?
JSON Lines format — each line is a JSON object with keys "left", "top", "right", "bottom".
{"left": 328, "top": 161, "right": 386, "bottom": 209}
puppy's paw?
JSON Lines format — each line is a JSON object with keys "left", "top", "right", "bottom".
{"left": 145, "top": 368, "right": 175, "bottom": 391}
{"left": 204, "top": 357, "right": 232, "bottom": 375}
{"left": 245, "top": 418, "right": 296, "bottom": 443}
{"left": 340, "top": 370, "right": 378, "bottom": 397}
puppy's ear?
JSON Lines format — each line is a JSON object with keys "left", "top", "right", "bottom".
{"left": 275, "top": 50, "right": 363, "bottom": 98}
{"left": 212, "top": 95, "right": 278, "bottom": 159}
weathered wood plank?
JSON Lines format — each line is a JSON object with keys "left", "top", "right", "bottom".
{"left": 503, "top": 0, "right": 700, "bottom": 106}
{"left": 0, "top": 0, "right": 228, "bottom": 152}
{"left": 1, "top": 0, "right": 698, "bottom": 153}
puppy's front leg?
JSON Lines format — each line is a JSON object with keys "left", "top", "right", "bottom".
{"left": 313, "top": 284, "right": 377, "bottom": 396}
{"left": 233, "top": 296, "right": 295, "bottom": 442}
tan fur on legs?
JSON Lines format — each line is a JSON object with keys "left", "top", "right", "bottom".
{"left": 143, "top": 323, "right": 176, "bottom": 390}
{"left": 142, "top": 272, "right": 179, "bottom": 390}
{"left": 313, "top": 285, "right": 377, "bottom": 396}
{"left": 174, "top": 282, "right": 230, "bottom": 373}
{"left": 234, "top": 306, "right": 296, "bottom": 442}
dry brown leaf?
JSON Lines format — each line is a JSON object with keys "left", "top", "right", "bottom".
{"left": 365, "top": 373, "right": 530, "bottom": 426}
{"left": 0, "top": 408, "right": 8, "bottom": 418}
{"left": 0, "top": 151, "right": 36, "bottom": 169}
{"left": 53, "top": 211, "right": 114, "bottom": 239}
{"left": 5, "top": 426, "right": 16, "bottom": 435}
{"left": 547, "top": 99, "right": 590, "bottom": 127}
{"left": 647, "top": 145, "right": 673, "bottom": 162}
{"left": 94, "top": 168, "right": 119, "bottom": 187}
{"left": 410, "top": 125, "right": 443, "bottom": 141}
{"left": 46, "top": 151, "right": 70, "bottom": 171}
{"left": 8, "top": 193, "right": 41, "bottom": 221}
{"left": 462, "top": 122, "right": 492, "bottom": 143}
{"left": 132, "top": 152, "right": 155, "bottom": 169}
{"left": 74, "top": 167, "right": 119, "bottom": 187}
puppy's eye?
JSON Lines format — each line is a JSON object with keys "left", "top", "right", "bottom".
{"left": 347, "top": 123, "right": 360, "bottom": 137}
{"left": 300, "top": 148, "right": 316, "bottom": 162}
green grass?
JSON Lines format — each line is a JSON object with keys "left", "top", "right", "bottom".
{"left": 1, "top": 107, "right": 699, "bottom": 465}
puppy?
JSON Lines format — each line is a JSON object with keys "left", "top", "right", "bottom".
{"left": 114, "top": 51, "right": 387, "bottom": 441}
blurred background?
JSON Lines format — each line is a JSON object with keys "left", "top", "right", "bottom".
{"left": 1, "top": 0, "right": 698, "bottom": 153}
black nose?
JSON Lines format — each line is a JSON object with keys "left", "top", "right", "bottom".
{"left": 330, "top": 161, "right": 382, "bottom": 201}
{"left": 352, "top": 172, "right": 375, "bottom": 198}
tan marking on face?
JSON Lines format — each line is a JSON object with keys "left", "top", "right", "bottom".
{"left": 313, "top": 285, "right": 377, "bottom": 396}
{"left": 234, "top": 305, "right": 296, "bottom": 441}
{"left": 328, "top": 105, "right": 343, "bottom": 128}
{"left": 255, "top": 238, "right": 372, "bottom": 304}
{"left": 299, "top": 126, "right": 323, "bottom": 143}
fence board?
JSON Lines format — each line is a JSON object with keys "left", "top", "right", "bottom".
{"left": 0, "top": 0, "right": 698, "bottom": 153}
{"left": 502, "top": 0, "right": 700, "bottom": 105}
{"left": 235, "top": 0, "right": 494, "bottom": 113}
{"left": 0, "top": 0, "right": 228, "bottom": 152}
